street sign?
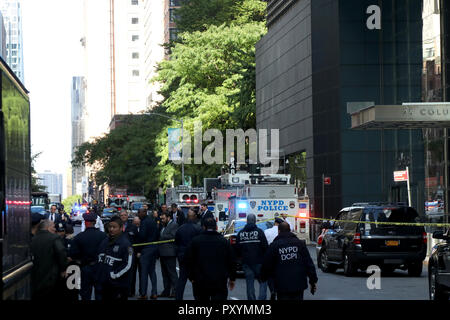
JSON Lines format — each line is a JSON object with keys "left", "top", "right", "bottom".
{"left": 324, "top": 177, "right": 331, "bottom": 185}
{"left": 394, "top": 170, "right": 408, "bottom": 182}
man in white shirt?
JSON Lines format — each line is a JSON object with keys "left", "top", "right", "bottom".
{"left": 264, "top": 217, "right": 284, "bottom": 245}
{"left": 81, "top": 211, "right": 105, "bottom": 232}
{"left": 263, "top": 217, "right": 285, "bottom": 301}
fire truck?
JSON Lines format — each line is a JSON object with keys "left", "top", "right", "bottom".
{"left": 165, "top": 185, "right": 207, "bottom": 217}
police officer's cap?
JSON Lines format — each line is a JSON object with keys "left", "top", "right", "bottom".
{"left": 274, "top": 217, "right": 284, "bottom": 224}
{"left": 55, "top": 222, "right": 65, "bottom": 232}
{"left": 83, "top": 212, "right": 96, "bottom": 222}
{"left": 31, "top": 212, "right": 44, "bottom": 226}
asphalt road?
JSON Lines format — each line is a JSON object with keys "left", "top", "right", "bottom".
{"left": 73, "top": 225, "right": 430, "bottom": 300}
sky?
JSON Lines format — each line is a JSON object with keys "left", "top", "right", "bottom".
{"left": 22, "top": 0, "right": 83, "bottom": 197}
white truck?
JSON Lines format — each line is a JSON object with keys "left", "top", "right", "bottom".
{"left": 225, "top": 176, "right": 310, "bottom": 243}
{"left": 165, "top": 185, "right": 207, "bottom": 217}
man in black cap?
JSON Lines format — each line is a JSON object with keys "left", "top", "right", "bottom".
{"left": 185, "top": 217, "right": 236, "bottom": 301}
{"left": 69, "top": 212, "right": 107, "bottom": 300}
{"left": 261, "top": 222, "right": 318, "bottom": 300}
{"left": 31, "top": 212, "right": 45, "bottom": 237}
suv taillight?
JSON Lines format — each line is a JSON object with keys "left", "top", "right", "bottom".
{"left": 423, "top": 232, "right": 427, "bottom": 244}
{"left": 353, "top": 233, "right": 361, "bottom": 244}
{"left": 229, "top": 236, "right": 237, "bottom": 245}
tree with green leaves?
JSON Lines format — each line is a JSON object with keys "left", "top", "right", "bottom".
{"left": 31, "top": 152, "right": 47, "bottom": 192}
{"left": 175, "top": 0, "right": 266, "bottom": 33}
{"left": 62, "top": 194, "right": 82, "bottom": 212}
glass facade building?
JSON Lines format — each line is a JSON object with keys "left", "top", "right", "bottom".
{"left": 256, "top": 0, "right": 450, "bottom": 228}
{"left": 0, "top": 0, "right": 24, "bottom": 83}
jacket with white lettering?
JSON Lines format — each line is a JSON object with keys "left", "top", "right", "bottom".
{"left": 261, "top": 232, "right": 318, "bottom": 293}
{"left": 96, "top": 233, "right": 133, "bottom": 288}
{"left": 236, "top": 223, "right": 268, "bottom": 265}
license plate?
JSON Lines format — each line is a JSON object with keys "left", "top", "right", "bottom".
{"left": 385, "top": 240, "right": 400, "bottom": 246}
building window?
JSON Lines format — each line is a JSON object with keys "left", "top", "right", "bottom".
{"left": 170, "top": 0, "right": 181, "bottom": 6}
{"left": 169, "top": 28, "right": 178, "bottom": 41}
{"left": 132, "top": 70, "right": 140, "bottom": 76}
{"left": 11, "top": 51, "right": 17, "bottom": 57}
{"left": 131, "top": 17, "right": 139, "bottom": 24}
{"left": 169, "top": 8, "right": 178, "bottom": 22}
{"left": 132, "top": 52, "right": 139, "bottom": 59}
{"left": 132, "top": 35, "right": 139, "bottom": 41}
{"left": 131, "top": 0, "right": 138, "bottom": 5}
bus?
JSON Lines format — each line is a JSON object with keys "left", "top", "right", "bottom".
{"left": 31, "top": 192, "right": 49, "bottom": 210}
{"left": 0, "top": 56, "right": 32, "bottom": 300}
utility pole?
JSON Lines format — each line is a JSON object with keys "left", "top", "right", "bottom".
{"left": 322, "top": 173, "right": 325, "bottom": 219}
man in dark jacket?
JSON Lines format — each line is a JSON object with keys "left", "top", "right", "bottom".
{"left": 185, "top": 217, "right": 236, "bottom": 301}
{"left": 171, "top": 203, "right": 186, "bottom": 226}
{"left": 96, "top": 216, "right": 134, "bottom": 300}
{"left": 236, "top": 213, "right": 269, "bottom": 300}
{"left": 137, "top": 208, "right": 159, "bottom": 300}
{"left": 158, "top": 211, "right": 179, "bottom": 298}
{"left": 30, "top": 219, "right": 68, "bottom": 300}
{"left": 261, "top": 222, "right": 318, "bottom": 300}
{"left": 199, "top": 203, "right": 214, "bottom": 227}
{"left": 174, "top": 208, "right": 201, "bottom": 300}
{"left": 70, "top": 212, "right": 107, "bottom": 300}
{"left": 126, "top": 216, "right": 141, "bottom": 297}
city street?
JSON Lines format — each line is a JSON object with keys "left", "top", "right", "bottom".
{"left": 73, "top": 225, "right": 429, "bottom": 300}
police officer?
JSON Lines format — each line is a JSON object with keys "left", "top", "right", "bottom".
{"left": 185, "top": 217, "right": 236, "bottom": 301}
{"left": 69, "top": 212, "right": 107, "bottom": 300}
{"left": 236, "top": 213, "right": 269, "bottom": 300}
{"left": 96, "top": 215, "right": 134, "bottom": 300}
{"left": 55, "top": 222, "right": 78, "bottom": 300}
{"left": 261, "top": 222, "right": 318, "bottom": 300}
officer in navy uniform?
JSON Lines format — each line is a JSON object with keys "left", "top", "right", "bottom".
{"left": 261, "top": 222, "right": 318, "bottom": 300}
{"left": 69, "top": 212, "right": 107, "bottom": 300}
{"left": 97, "top": 215, "right": 134, "bottom": 300}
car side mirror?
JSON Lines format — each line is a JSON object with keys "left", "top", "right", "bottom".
{"left": 432, "top": 231, "right": 444, "bottom": 239}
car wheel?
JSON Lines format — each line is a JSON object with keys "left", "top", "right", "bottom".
{"left": 381, "top": 265, "right": 396, "bottom": 275}
{"left": 318, "top": 248, "right": 337, "bottom": 273}
{"left": 429, "top": 265, "right": 449, "bottom": 300}
{"left": 343, "top": 252, "right": 356, "bottom": 277}
{"left": 407, "top": 261, "right": 423, "bottom": 277}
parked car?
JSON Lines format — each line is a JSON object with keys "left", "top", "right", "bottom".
{"left": 428, "top": 229, "right": 450, "bottom": 300}
{"left": 31, "top": 206, "right": 47, "bottom": 216}
{"left": 317, "top": 203, "right": 427, "bottom": 277}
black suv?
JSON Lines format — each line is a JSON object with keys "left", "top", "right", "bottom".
{"left": 317, "top": 203, "right": 427, "bottom": 277}
{"left": 428, "top": 229, "right": 450, "bottom": 300}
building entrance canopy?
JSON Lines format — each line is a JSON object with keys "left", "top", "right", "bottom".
{"left": 349, "top": 102, "right": 450, "bottom": 129}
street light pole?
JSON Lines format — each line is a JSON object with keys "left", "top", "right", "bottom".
{"left": 141, "top": 112, "right": 184, "bottom": 186}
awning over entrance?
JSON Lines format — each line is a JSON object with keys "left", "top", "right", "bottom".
{"left": 349, "top": 103, "right": 450, "bottom": 129}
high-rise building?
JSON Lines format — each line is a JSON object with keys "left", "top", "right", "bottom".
{"left": 37, "top": 171, "right": 63, "bottom": 195}
{"left": 71, "top": 76, "right": 87, "bottom": 196}
{"left": 81, "top": 0, "right": 111, "bottom": 141}
{"left": 0, "top": 0, "right": 24, "bottom": 82}
{"left": 0, "top": 11, "right": 7, "bottom": 60}
{"left": 114, "top": 0, "right": 145, "bottom": 114}
{"left": 256, "top": 0, "right": 450, "bottom": 223}
{"left": 142, "top": 0, "right": 165, "bottom": 109}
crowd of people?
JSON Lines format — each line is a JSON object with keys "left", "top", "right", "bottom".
{"left": 30, "top": 202, "right": 318, "bottom": 301}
